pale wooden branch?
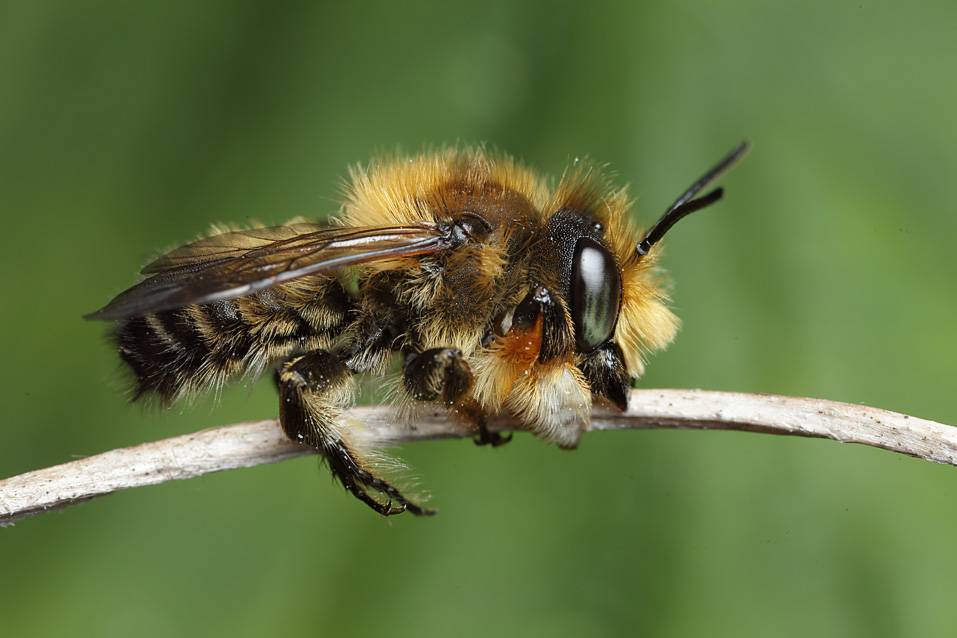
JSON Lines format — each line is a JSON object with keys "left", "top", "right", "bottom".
{"left": 2, "top": 389, "right": 956, "bottom": 526}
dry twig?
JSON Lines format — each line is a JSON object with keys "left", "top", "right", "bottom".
{"left": 2, "top": 389, "right": 955, "bottom": 526}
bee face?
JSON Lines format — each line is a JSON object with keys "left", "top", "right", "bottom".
{"left": 488, "top": 205, "right": 634, "bottom": 447}
{"left": 496, "top": 195, "right": 665, "bottom": 442}
{"left": 482, "top": 142, "right": 748, "bottom": 445}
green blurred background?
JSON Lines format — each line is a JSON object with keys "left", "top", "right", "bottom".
{"left": 2, "top": 1, "right": 957, "bottom": 636}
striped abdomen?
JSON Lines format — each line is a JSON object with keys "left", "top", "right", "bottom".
{"left": 114, "top": 277, "right": 352, "bottom": 403}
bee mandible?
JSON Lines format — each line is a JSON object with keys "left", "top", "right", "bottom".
{"left": 88, "top": 142, "right": 748, "bottom": 516}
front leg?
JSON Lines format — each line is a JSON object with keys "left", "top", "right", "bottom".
{"left": 278, "top": 349, "right": 434, "bottom": 516}
{"left": 403, "top": 347, "right": 511, "bottom": 447}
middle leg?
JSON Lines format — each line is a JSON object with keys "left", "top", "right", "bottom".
{"left": 402, "top": 347, "right": 511, "bottom": 447}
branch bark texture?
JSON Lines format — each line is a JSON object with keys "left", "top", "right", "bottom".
{"left": 2, "top": 390, "right": 955, "bottom": 526}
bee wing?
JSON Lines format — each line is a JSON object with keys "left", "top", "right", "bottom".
{"left": 139, "top": 222, "right": 330, "bottom": 275}
{"left": 86, "top": 223, "right": 450, "bottom": 320}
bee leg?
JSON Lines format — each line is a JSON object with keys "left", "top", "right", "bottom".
{"left": 278, "top": 350, "right": 434, "bottom": 517}
{"left": 472, "top": 410, "right": 512, "bottom": 448}
{"left": 402, "top": 348, "right": 512, "bottom": 447}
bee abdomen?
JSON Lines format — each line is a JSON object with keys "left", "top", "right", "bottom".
{"left": 115, "top": 308, "right": 213, "bottom": 402}
{"left": 114, "top": 284, "right": 352, "bottom": 403}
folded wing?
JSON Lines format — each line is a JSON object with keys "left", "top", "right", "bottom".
{"left": 87, "top": 223, "right": 451, "bottom": 320}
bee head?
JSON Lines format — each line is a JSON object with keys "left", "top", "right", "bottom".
{"left": 510, "top": 143, "right": 748, "bottom": 412}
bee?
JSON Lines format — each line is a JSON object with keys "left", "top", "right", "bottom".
{"left": 87, "top": 142, "right": 748, "bottom": 516}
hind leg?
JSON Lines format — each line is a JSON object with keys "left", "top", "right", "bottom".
{"left": 403, "top": 347, "right": 511, "bottom": 447}
{"left": 278, "top": 349, "right": 433, "bottom": 517}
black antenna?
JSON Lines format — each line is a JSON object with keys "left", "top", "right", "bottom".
{"left": 636, "top": 141, "right": 750, "bottom": 257}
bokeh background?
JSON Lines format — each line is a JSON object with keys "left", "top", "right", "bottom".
{"left": 3, "top": 1, "right": 957, "bottom": 636}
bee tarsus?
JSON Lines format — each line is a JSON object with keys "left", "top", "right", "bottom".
{"left": 473, "top": 423, "right": 512, "bottom": 448}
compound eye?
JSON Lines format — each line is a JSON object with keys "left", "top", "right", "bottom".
{"left": 570, "top": 237, "right": 621, "bottom": 352}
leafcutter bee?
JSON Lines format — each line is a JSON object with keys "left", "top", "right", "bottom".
{"left": 88, "top": 142, "right": 748, "bottom": 516}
